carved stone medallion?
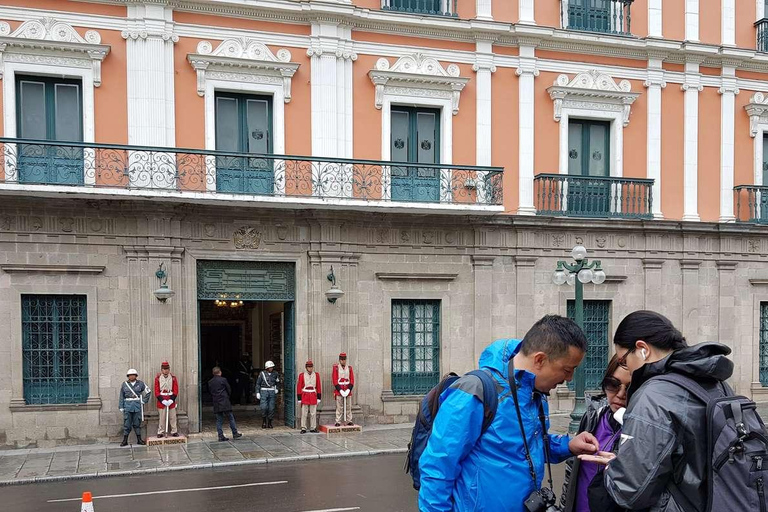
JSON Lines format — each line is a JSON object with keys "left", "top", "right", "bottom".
{"left": 233, "top": 226, "right": 262, "bottom": 249}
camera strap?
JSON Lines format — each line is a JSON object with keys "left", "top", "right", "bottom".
{"left": 508, "top": 357, "right": 555, "bottom": 492}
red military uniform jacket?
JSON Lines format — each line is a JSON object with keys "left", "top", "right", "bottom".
{"left": 332, "top": 364, "right": 355, "bottom": 397}
{"left": 296, "top": 371, "right": 321, "bottom": 405}
{"left": 154, "top": 373, "right": 179, "bottom": 410}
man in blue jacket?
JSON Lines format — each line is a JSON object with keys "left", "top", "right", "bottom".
{"left": 419, "top": 315, "right": 600, "bottom": 511}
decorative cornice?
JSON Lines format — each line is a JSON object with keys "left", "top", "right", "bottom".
{"left": 715, "top": 260, "right": 738, "bottom": 271}
{"left": 0, "top": 264, "right": 105, "bottom": 274}
{"left": 547, "top": 70, "right": 639, "bottom": 126}
{"left": 642, "top": 259, "right": 665, "bottom": 270}
{"left": 746, "top": 92, "right": 768, "bottom": 138}
{"left": 187, "top": 38, "right": 299, "bottom": 101}
{"left": 679, "top": 259, "right": 703, "bottom": 270}
{"left": 0, "top": 18, "right": 110, "bottom": 86}
{"left": 375, "top": 272, "right": 458, "bottom": 281}
{"left": 121, "top": 29, "right": 178, "bottom": 42}
{"left": 368, "top": 53, "right": 469, "bottom": 115}
{"left": 471, "top": 255, "right": 496, "bottom": 267}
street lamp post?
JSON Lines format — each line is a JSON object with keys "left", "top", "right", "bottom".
{"left": 552, "top": 245, "right": 607, "bottom": 433}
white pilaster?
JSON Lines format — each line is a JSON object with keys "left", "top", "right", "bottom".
{"left": 759, "top": 0, "right": 766, "bottom": 20}
{"left": 476, "top": 0, "right": 493, "bottom": 21}
{"left": 645, "top": 55, "right": 666, "bottom": 219}
{"left": 685, "top": 0, "right": 699, "bottom": 41}
{"left": 474, "top": 40, "right": 495, "bottom": 166}
{"left": 517, "top": 43, "right": 538, "bottom": 215}
{"left": 519, "top": 0, "right": 535, "bottom": 25}
{"left": 308, "top": 23, "right": 356, "bottom": 159}
{"left": 122, "top": 2, "right": 177, "bottom": 146}
{"left": 682, "top": 58, "right": 702, "bottom": 222}
{"left": 648, "top": 0, "right": 663, "bottom": 37}
{"left": 722, "top": 0, "right": 735, "bottom": 45}
{"left": 719, "top": 64, "right": 739, "bottom": 222}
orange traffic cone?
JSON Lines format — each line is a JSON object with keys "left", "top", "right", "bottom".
{"left": 81, "top": 492, "right": 94, "bottom": 512}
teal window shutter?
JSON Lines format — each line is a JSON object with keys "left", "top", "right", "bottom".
{"left": 22, "top": 295, "right": 89, "bottom": 404}
{"left": 567, "top": 300, "right": 610, "bottom": 390}
{"left": 760, "top": 303, "right": 768, "bottom": 386}
{"left": 391, "top": 300, "right": 440, "bottom": 394}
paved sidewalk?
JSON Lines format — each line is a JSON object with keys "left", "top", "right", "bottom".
{"left": 0, "top": 424, "right": 412, "bottom": 486}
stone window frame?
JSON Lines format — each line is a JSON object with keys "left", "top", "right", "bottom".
{"left": 547, "top": 70, "right": 640, "bottom": 178}
{"left": 8, "top": 283, "right": 102, "bottom": 412}
{"left": 188, "top": 38, "right": 299, "bottom": 194}
{"left": 368, "top": 53, "right": 468, "bottom": 202}
{"left": 0, "top": 18, "right": 109, "bottom": 187}
{"left": 745, "top": 92, "right": 768, "bottom": 185}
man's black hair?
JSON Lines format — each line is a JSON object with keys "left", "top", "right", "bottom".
{"left": 520, "top": 314, "right": 588, "bottom": 360}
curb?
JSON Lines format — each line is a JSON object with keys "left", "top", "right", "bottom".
{"left": 0, "top": 448, "right": 408, "bottom": 487}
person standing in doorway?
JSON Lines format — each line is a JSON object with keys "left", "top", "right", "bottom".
{"left": 297, "top": 360, "right": 321, "bottom": 434}
{"left": 118, "top": 368, "right": 151, "bottom": 446}
{"left": 332, "top": 352, "right": 355, "bottom": 426}
{"left": 208, "top": 366, "right": 243, "bottom": 442}
{"left": 256, "top": 360, "right": 280, "bottom": 429}
{"left": 154, "top": 361, "right": 179, "bottom": 438}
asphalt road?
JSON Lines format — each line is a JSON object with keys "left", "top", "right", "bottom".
{"left": 3, "top": 453, "right": 567, "bottom": 512}
{"left": 3, "top": 454, "right": 420, "bottom": 512}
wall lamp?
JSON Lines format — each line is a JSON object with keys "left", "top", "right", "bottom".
{"left": 153, "top": 262, "right": 176, "bottom": 303}
{"left": 325, "top": 266, "right": 345, "bottom": 304}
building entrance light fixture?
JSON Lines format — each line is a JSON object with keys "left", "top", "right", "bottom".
{"left": 153, "top": 262, "right": 176, "bottom": 303}
{"left": 325, "top": 266, "right": 344, "bottom": 304}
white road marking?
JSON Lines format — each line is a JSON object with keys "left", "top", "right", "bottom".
{"left": 47, "top": 480, "right": 288, "bottom": 503}
{"left": 296, "top": 508, "right": 361, "bottom": 512}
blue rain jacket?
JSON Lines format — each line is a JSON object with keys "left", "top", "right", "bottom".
{"left": 418, "top": 338, "right": 572, "bottom": 512}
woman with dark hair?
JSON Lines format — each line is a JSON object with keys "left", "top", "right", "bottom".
{"left": 559, "top": 354, "right": 630, "bottom": 512}
{"left": 579, "top": 310, "right": 734, "bottom": 512}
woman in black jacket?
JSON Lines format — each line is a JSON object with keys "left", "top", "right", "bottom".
{"left": 580, "top": 310, "right": 733, "bottom": 512}
{"left": 559, "top": 354, "right": 630, "bottom": 512}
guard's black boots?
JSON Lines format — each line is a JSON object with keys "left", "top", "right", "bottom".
{"left": 136, "top": 436, "right": 146, "bottom": 445}
{"left": 262, "top": 418, "right": 267, "bottom": 429}
{"left": 120, "top": 436, "right": 129, "bottom": 447}
{"left": 267, "top": 420, "right": 273, "bottom": 429}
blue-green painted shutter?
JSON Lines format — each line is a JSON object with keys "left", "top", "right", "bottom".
{"left": 391, "top": 300, "right": 440, "bottom": 394}
{"left": 760, "top": 303, "right": 768, "bottom": 386}
{"left": 567, "top": 300, "right": 610, "bottom": 390}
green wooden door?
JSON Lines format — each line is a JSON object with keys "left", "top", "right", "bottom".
{"left": 567, "top": 119, "right": 611, "bottom": 216}
{"left": 390, "top": 0, "right": 442, "bottom": 14}
{"left": 391, "top": 106, "right": 441, "bottom": 203}
{"left": 215, "top": 92, "right": 274, "bottom": 195}
{"left": 283, "top": 301, "right": 296, "bottom": 426}
{"left": 761, "top": 136, "right": 768, "bottom": 222}
{"left": 568, "top": 0, "right": 612, "bottom": 33}
{"left": 16, "top": 75, "right": 84, "bottom": 185}
{"left": 567, "top": 300, "right": 610, "bottom": 390}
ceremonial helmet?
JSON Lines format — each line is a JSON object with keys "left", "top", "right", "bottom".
{"left": 126, "top": 368, "right": 138, "bottom": 376}
{"left": 265, "top": 361, "right": 276, "bottom": 369}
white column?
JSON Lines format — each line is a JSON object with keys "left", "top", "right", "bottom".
{"left": 682, "top": 59, "right": 702, "bottom": 222}
{"left": 759, "top": 0, "right": 766, "bottom": 20}
{"left": 719, "top": 65, "right": 739, "bottom": 222}
{"left": 516, "top": 44, "right": 538, "bottom": 215}
{"left": 519, "top": 0, "right": 535, "bottom": 24}
{"left": 476, "top": 0, "right": 493, "bottom": 20}
{"left": 122, "top": 2, "right": 177, "bottom": 146}
{"left": 648, "top": 0, "right": 663, "bottom": 37}
{"left": 474, "top": 40, "right": 494, "bottom": 166}
{"left": 685, "top": 0, "right": 699, "bottom": 41}
{"left": 722, "top": 0, "right": 735, "bottom": 45}
{"left": 645, "top": 55, "right": 666, "bottom": 219}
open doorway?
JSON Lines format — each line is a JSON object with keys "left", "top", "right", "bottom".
{"left": 199, "top": 299, "right": 292, "bottom": 432}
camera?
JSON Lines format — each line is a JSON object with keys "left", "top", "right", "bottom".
{"left": 523, "top": 487, "right": 562, "bottom": 512}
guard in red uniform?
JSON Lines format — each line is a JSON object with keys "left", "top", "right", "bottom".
{"left": 332, "top": 352, "right": 355, "bottom": 426}
{"left": 154, "top": 361, "right": 179, "bottom": 437}
{"left": 296, "top": 360, "right": 321, "bottom": 434}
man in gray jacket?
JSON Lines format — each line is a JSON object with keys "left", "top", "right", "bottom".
{"left": 118, "top": 368, "right": 151, "bottom": 446}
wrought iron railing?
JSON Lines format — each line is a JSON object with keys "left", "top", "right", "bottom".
{"left": 534, "top": 174, "right": 653, "bottom": 219}
{"left": 0, "top": 138, "right": 503, "bottom": 207}
{"left": 562, "top": 0, "right": 633, "bottom": 36}
{"left": 735, "top": 185, "right": 768, "bottom": 223}
{"left": 381, "top": 0, "right": 458, "bottom": 17}
{"left": 757, "top": 19, "right": 768, "bottom": 52}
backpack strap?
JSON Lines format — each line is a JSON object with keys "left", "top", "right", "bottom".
{"left": 467, "top": 369, "right": 499, "bottom": 433}
{"left": 651, "top": 372, "right": 715, "bottom": 405}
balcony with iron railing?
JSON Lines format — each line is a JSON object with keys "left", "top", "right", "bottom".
{"left": 381, "top": 0, "right": 458, "bottom": 17}
{"left": 534, "top": 174, "right": 653, "bottom": 219}
{"left": 561, "top": 0, "right": 634, "bottom": 36}
{"left": 735, "top": 185, "right": 768, "bottom": 224}
{"left": 0, "top": 138, "right": 503, "bottom": 212}
{"left": 757, "top": 18, "right": 768, "bottom": 52}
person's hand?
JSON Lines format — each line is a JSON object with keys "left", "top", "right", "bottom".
{"left": 256, "top": 393, "right": 261, "bottom": 400}
{"left": 162, "top": 400, "right": 173, "bottom": 407}
{"left": 569, "top": 431, "right": 600, "bottom": 455}
{"left": 578, "top": 451, "right": 617, "bottom": 466}
{"left": 297, "top": 399, "right": 302, "bottom": 404}
{"left": 275, "top": 389, "right": 279, "bottom": 395}
{"left": 119, "top": 408, "right": 124, "bottom": 413}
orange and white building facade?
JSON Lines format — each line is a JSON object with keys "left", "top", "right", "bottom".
{"left": 4, "top": 0, "right": 768, "bottom": 445}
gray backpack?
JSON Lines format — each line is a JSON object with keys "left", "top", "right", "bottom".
{"left": 655, "top": 373, "right": 768, "bottom": 512}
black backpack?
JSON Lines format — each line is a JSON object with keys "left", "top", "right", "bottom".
{"left": 654, "top": 373, "right": 768, "bottom": 512}
{"left": 404, "top": 369, "right": 500, "bottom": 490}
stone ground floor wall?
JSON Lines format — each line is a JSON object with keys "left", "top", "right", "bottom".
{"left": 1, "top": 198, "right": 768, "bottom": 447}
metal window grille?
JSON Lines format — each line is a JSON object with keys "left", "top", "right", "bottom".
{"left": 21, "top": 295, "right": 88, "bottom": 404}
{"left": 568, "top": 300, "right": 611, "bottom": 390}
{"left": 760, "top": 303, "right": 768, "bottom": 386}
{"left": 391, "top": 300, "right": 440, "bottom": 394}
